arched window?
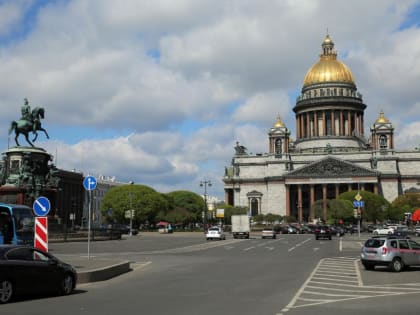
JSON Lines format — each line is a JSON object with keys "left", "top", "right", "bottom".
{"left": 275, "top": 138, "right": 282, "bottom": 155}
{"left": 251, "top": 198, "right": 259, "bottom": 216}
{"left": 379, "top": 135, "right": 387, "bottom": 149}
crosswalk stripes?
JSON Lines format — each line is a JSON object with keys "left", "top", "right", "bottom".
{"left": 281, "top": 257, "right": 420, "bottom": 312}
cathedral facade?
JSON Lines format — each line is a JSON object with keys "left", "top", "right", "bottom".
{"left": 223, "top": 34, "right": 420, "bottom": 222}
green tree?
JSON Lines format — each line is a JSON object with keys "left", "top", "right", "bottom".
{"left": 391, "top": 193, "right": 420, "bottom": 213}
{"left": 101, "top": 184, "right": 169, "bottom": 225}
{"left": 338, "top": 190, "right": 389, "bottom": 223}
{"left": 264, "top": 213, "right": 281, "bottom": 224}
{"left": 217, "top": 205, "right": 248, "bottom": 223}
{"left": 311, "top": 200, "right": 324, "bottom": 220}
{"left": 253, "top": 214, "right": 264, "bottom": 224}
{"left": 327, "top": 199, "right": 354, "bottom": 224}
{"left": 164, "top": 207, "right": 196, "bottom": 226}
{"left": 165, "top": 190, "right": 205, "bottom": 222}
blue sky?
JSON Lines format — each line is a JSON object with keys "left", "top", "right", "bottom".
{"left": 1, "top": 0, "right": 420, "bottom": 200}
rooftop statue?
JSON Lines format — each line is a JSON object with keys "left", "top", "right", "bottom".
{"left": 8, "top": 98, "right": 50, "bottom": 147}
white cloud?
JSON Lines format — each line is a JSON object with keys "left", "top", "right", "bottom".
{"left": 1, "top": 0, "right": 420, "bottom": 198}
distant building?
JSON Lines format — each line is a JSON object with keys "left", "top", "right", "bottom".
{"left": 223, "top": 34, "right": 420, "bottom": 222}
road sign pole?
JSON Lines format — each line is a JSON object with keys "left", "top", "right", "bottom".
{"left": 83, "top": 175, "right": 97, "bottom": 260}
{"left": 88, "top": 190, "right": 92, "bottom": 259}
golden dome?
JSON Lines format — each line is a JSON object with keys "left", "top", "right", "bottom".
{"left": 375, "top": 110, "right": 390, "bottom": 124}
{"left": 303, "top": 35, "right": 355, "bottom": 87}
{"left": 273, "top": 115, "right": 285, "bottom": 128}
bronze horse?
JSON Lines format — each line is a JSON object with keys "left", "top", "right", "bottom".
{"left": 9, "top": 107, "right": 50, "bottom": 147}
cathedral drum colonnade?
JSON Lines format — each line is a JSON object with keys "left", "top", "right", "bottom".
{"left": 223, "top": 34, "right": 420, "bottom": 222}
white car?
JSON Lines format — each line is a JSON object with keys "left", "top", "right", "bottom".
{"left": 206, "top": 226, "right": 226, "bottom": 240}
{"left": 372, "top": 226, "right": 395, "bottom": 236}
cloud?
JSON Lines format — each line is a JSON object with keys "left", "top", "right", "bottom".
{"left": 1, "top": 0, "right": 420, "bottom": 199}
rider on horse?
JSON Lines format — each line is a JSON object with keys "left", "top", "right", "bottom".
{"left": 21, "top": 98, "right": 32, "bottom": 123}
{"left": 9, "top": 99, "right": 49, "bottom": 147}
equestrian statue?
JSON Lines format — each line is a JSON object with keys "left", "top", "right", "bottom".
{"left": 8, "top": 98, "right": 50, "bottom": 147}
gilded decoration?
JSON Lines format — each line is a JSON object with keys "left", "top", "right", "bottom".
{"left": 303, "top": 34, "right": 355, "bottom": 87}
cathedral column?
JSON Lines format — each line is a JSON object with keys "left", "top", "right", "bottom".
{"left": 374, "top": 184, "right": 378, "bottom": 194}
{"left": 286, "top": 185, "right": 291, "bottom": 216}
{"left": 310, "top": 185, "right": 315, "bottom": 222}
{"left": 306, "top": 113, "right": 310, "bottom": 138}
{"left": 340, "top": 111, "right": 344, "bottom": 136}
{"left": 322, "top": 184, "right": 327, "bottom": 220}
{"left": 224, "top": 190, "right": 230, "bottom": 206}
{"left": 331, "top": 111, "right": 335, "bottom": 135}
{"left": 299, "top": 114, "right": 305, "bottom": 138}
{"left": 347, "top": 111, "right": 351, "bottom": 136}
{"left": 322, "top": 111, "right": 326, "bottom": 136}
{"left": 354, "top": 112, "right": 358, "bottom": 135}
{"left": 348, "top": 184, "right": 352, "bottom": 191}
{"left": 361, "top": 115, "right": 364, "bottom": 135}
{"left": 298, "top": 185, "right": 303, "bottom": 223}
{"left": 314, "top": 111, "right": 318, "bottom": 137}
{"left": 296, "top": 116, "right": 300, "bottom": 139}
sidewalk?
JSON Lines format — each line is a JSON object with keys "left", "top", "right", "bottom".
{"left": 56, "top": 254, "right": 131, "bottom": 284}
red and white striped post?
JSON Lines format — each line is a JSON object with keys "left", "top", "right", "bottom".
{"left": 35, "top": 216, "right": 48, "bottom": 252}
{"left": 33, "top": 196, "right": 51, "bottom": 252}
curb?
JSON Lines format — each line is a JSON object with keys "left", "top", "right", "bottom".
{"left": 76, "top": 260, "right": 131, "bottom": 284}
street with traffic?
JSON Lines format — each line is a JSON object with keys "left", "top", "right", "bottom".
{"left": 1, "top": 231, "right": 420, "bottom": 315}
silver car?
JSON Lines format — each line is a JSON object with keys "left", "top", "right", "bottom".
{"left": 360, "top": 236, "right": 420, "bottom": 272}
{"left": 206, "top": 226, "right": 226, "bottom": 241}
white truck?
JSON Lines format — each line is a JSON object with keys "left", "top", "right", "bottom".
{"left": 231, "top": 215, "right": 250, "bottom": 239}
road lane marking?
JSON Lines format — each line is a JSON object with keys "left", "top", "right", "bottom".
{"left": 279, "top": 257, "right": 420, "bottom": 313}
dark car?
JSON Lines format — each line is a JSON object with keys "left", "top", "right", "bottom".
{"left": 330, "top": 225, "right": 345, "bottom": 236}
{"left": 314, "top": 225, "right": 332, "bottom": 240}
{"left": 107, "top": 224, "right": 130, "bottom": 235}
{"left": 0, "top": 245, "right": 77, "bottom": 303}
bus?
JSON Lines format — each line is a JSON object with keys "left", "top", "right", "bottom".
{"left": 0, "top": 203, "right": 34, "bottom": 245}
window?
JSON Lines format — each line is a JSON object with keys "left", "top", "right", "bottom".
{"left": 6, "top": 248, "right": 33, "bottom": 260}
{"left": 398, "top": 240, "right": 410, "bottom": 250}
{"left": 365, "top": 239, "right": 385, "bottom": 248}
{"left": 409, "top": 240, "right": 420, "bottom": 250}
{"left": 379, "top": 135, "right": 387, "bottom": 149}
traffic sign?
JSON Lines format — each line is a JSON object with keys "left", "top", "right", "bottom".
{"left": 33, "top": 196, "right": 51, "bottom": 216}
{"left": 353, "top": 200, "right": 365, "bottom": 208}
{"left": 355, "top": 193, "right": 362, "bottom": 201}
{"left": 83, "top": 175, "right": 97, "bottom": 190}
{"left": 34, "top": 216, "right": 48, "bottom": 252}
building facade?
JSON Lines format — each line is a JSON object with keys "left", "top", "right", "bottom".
{"left": 223, "top": 34, "right": 420, "bottom": 222}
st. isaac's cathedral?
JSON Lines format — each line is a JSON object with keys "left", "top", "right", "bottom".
{"left": 223, "top": 34, "right": 420, "bottom": 222}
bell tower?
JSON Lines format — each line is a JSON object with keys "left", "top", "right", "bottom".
{"left": 370, "top": 110, "right": 394, "bottom": 150}
{"left": 268, "top": 115, "right": 290, "bottom": 157}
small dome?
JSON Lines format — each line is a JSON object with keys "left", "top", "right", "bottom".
{"left": 375, "top": 110, "right": 390, "bottom": 124}
{"left": 303, "top": 34, "right": 355, "bottom": 87}
{"left": 273, "top": 115, "right": 285, "bottom": 128}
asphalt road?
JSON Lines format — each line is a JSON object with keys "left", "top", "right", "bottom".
{"left": 2, "top": 232, "right": 420, "bottom": 315}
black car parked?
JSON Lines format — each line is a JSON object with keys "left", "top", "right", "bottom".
{"left": 314, "top": 225, "right": 332, "bottom": 240}
{"left": 0, "top": 245, "right": 77, "bottom": 303}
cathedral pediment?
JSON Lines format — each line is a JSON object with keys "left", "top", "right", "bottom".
{"left": 287, "top": 156, "right": 378, "bottom": 178}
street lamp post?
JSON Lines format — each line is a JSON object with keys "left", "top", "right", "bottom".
{"left": 200, "top": 180, "right": 212, "bottom": 234}
{"left": 128, "top": 181, "right": 134, "bottom": 236}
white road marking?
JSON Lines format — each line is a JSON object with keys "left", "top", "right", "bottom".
{"left": 279, "top": 257, "right": 420, "bottom": 313}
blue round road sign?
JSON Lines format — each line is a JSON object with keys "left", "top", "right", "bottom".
{"left": 83, "top": 175, "right": 97, "bottom": 191}
{"left": 33, "top": 196, "right": 51, "bottom": 216}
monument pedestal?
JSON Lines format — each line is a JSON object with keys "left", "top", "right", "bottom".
{"left": 0, "top": 146, "right": 59, "bottom": 209}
